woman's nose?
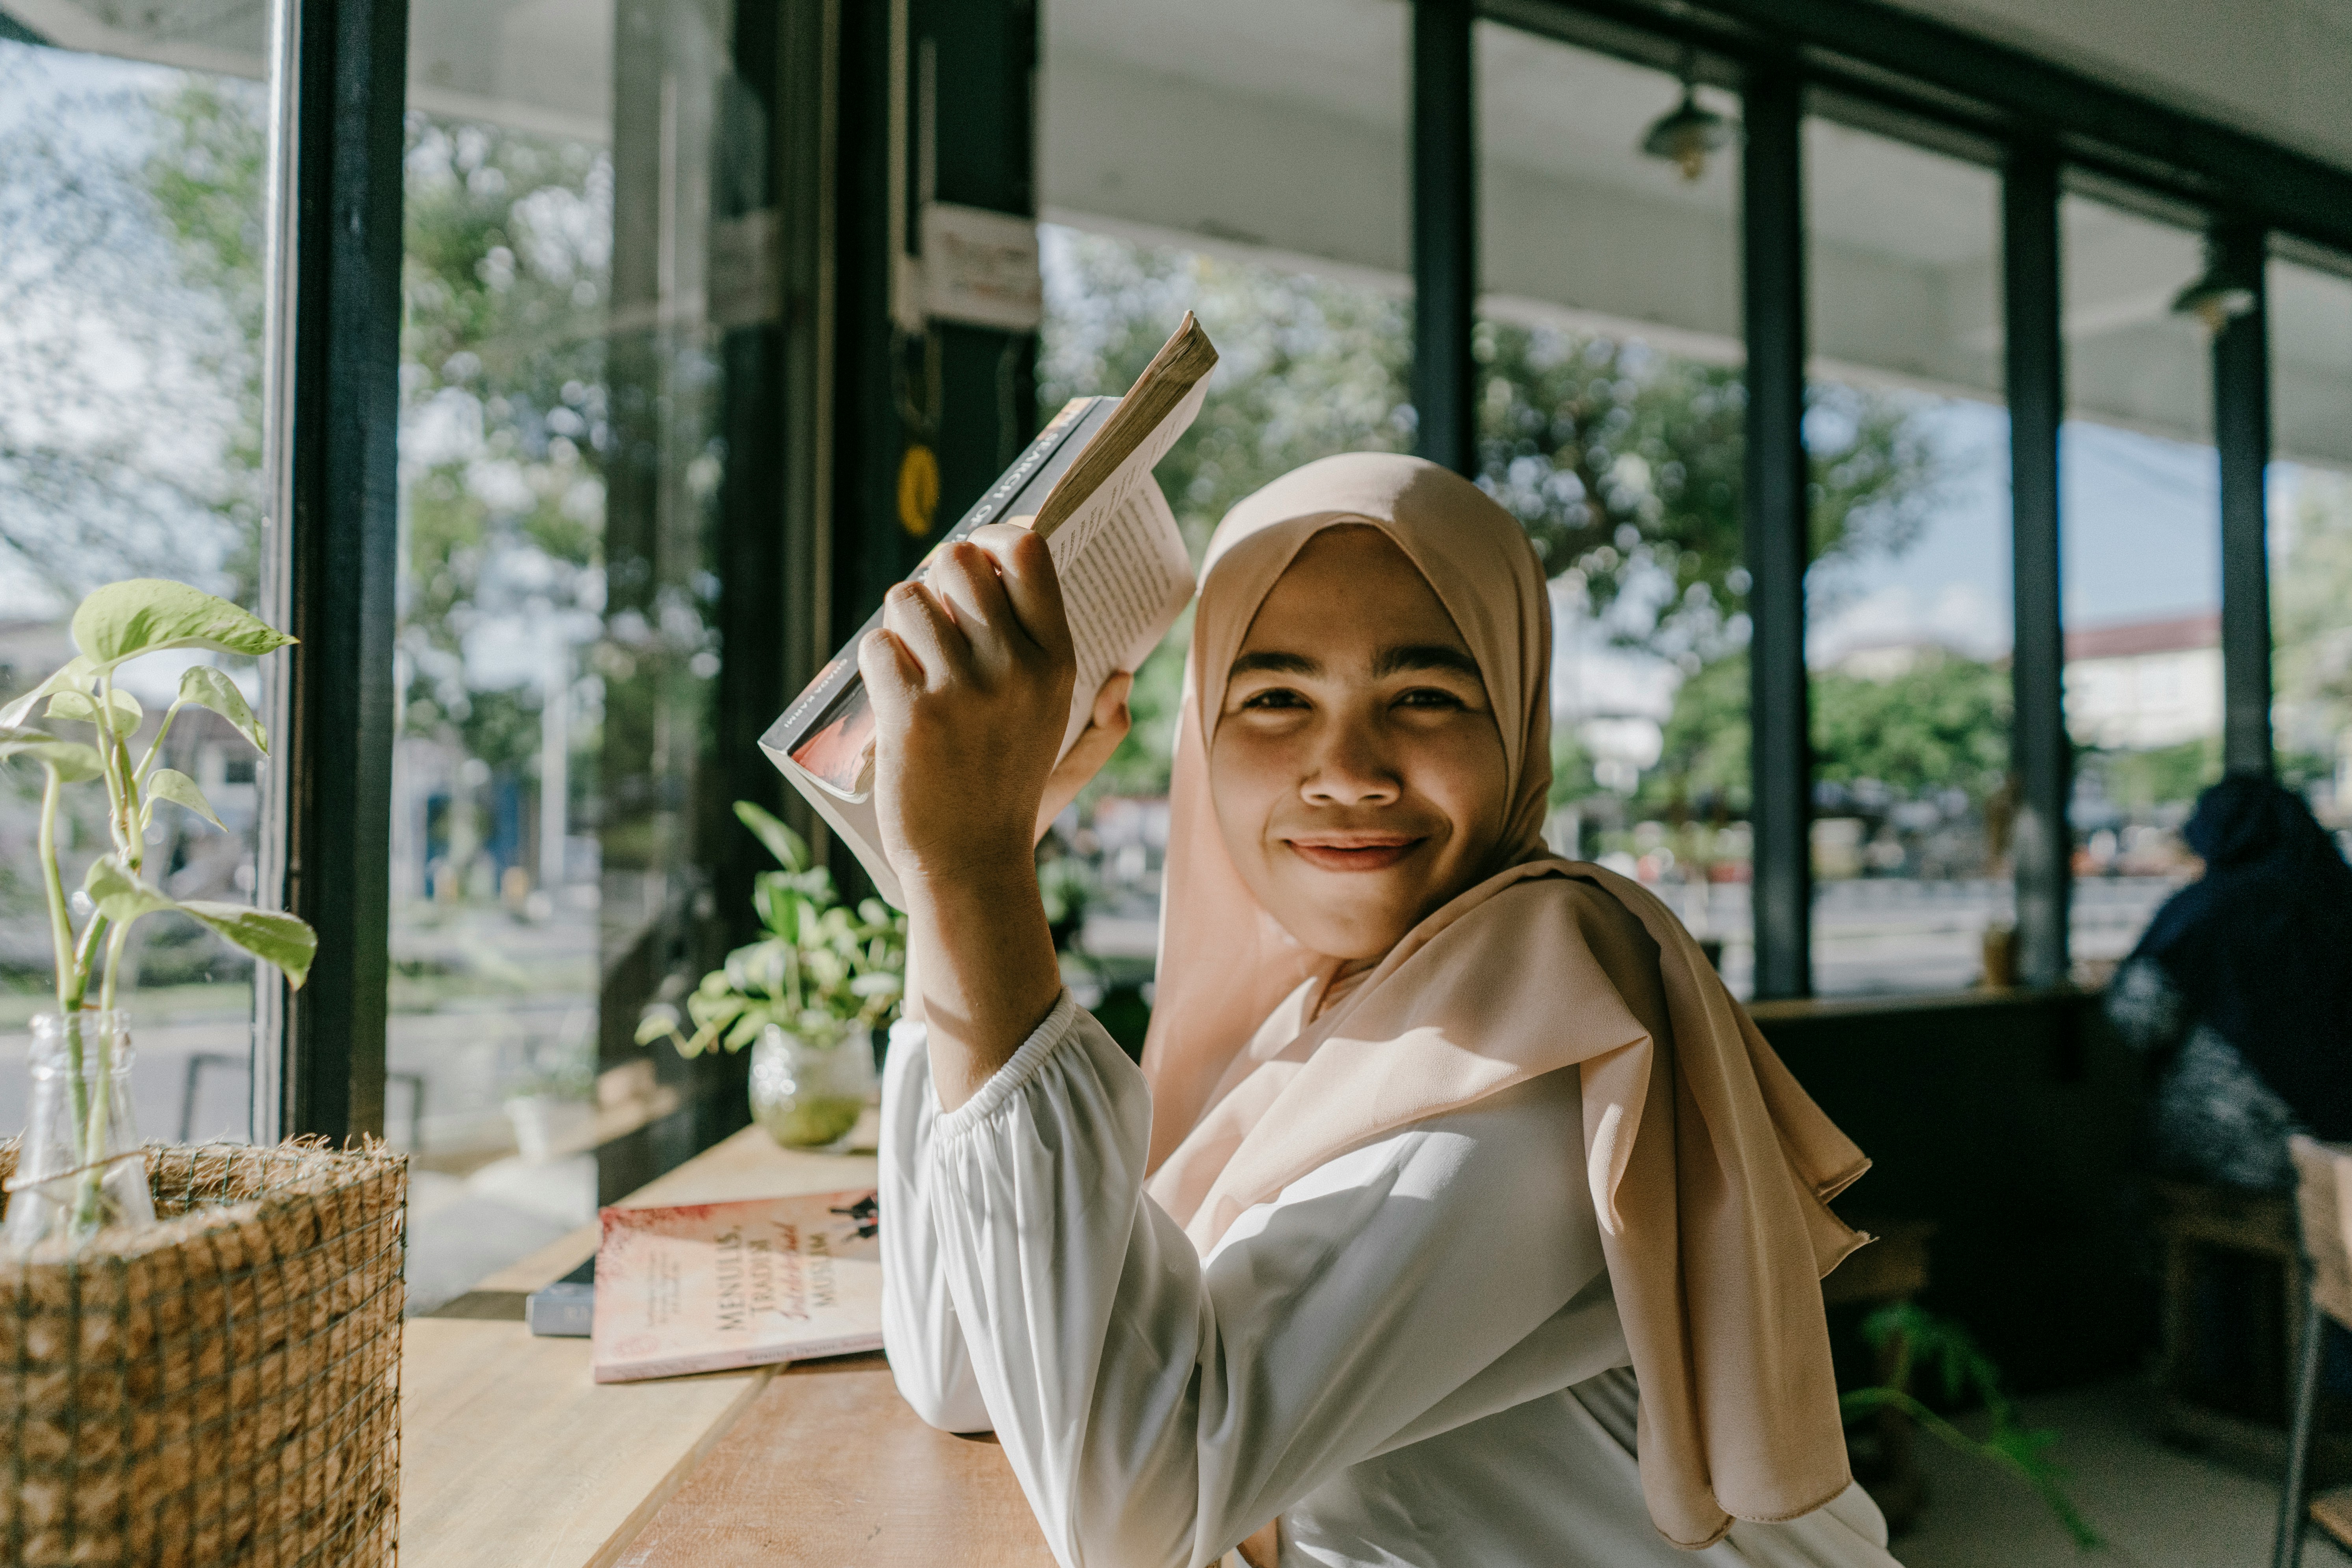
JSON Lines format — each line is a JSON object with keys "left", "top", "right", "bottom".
{"left": 1300, "top": 721, "right": 1401, "bottom": 806}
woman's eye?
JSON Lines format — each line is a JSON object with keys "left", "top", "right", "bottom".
{"left": 1395, "top": 687, "right": 1466, "bottom": 710}
{"left": 1241, "top": 687, "right": 1308, "bottom": 711}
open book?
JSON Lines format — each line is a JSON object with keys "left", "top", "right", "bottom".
{"left": 589, "top": 1189, "right": 882, "bottom": 1383}
{"left": 761, "top": 314, "right": 1217, "bottom": 906}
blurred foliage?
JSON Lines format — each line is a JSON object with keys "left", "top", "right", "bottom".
{"left": 1644, "top": 650, "right": 2009, "bottom": 818}
{"left": 637, "top": 802, "right": 904, "bottom": 1056}
{"left": 0, "top": 55, "right": 265, "bottom": 601}
{"left": 1645, "top": 655, "right": 1755, "bottom": 816}
{"left": 2079, "top": 736, "right": 2221, "bottom": 818}
{"left": 1843, "top": 1302, "right": 2103, "bottom": 1551}
{"left": 1812, "top": 654, "right": 2011, "bottom": 798}
{"left": 1477, "top": 327, "right": 1940, "bottom": 661}
{"left": 2273, "top": 466, "right": 2352, "bottom": 799}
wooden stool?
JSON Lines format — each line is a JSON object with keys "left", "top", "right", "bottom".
{"left": 2153, "top": 1180, "right": 2300, "bottom": 1434}
{"left": 1826, "top": 1217, "right": 1936, "bottom": 1532}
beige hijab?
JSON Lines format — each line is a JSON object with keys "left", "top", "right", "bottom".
{"left": 1138, "top": 452, "right": 1873, "bottom": 1550}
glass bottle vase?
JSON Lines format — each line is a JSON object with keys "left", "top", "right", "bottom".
{"left": 749, "top": 1024, "right": 875, "bottom": 1150}
{"left": 3, "top": 1010, "right": 156, "bottom": 1252}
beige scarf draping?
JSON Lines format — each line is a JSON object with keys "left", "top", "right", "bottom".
{"left": 1137, "top": 452, "right": 1873, "bottom": 1550}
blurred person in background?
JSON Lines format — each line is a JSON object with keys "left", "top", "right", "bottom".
{"left": 2105, "top": 775, "right": 2352, "bottom": 1191}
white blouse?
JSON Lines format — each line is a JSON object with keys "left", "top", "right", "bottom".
{"left": 881, "top": 993, "right": 1903, "bottom": 1568}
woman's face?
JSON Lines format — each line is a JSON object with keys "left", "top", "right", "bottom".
{"left": 1209, "top": 525, "right": 1511, "bottom": 962}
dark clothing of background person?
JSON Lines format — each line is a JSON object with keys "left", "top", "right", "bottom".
{"left": 2105, "top": 777, "right": 2352, "bottom": 1193}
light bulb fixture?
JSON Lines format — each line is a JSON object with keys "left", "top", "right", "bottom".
{"left": 2170, "top": 240, "right": 2258, "bottom": 334}
{"left": 1640, "top": 82, "right": 1730, "bottom": 182}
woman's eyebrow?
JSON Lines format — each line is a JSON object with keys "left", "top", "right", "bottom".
{"left": 1373, "top": 644, "right": 1481, "bottom": 679}
{"left": 1230, "top": 649, "right": 1320, "bottom": 678}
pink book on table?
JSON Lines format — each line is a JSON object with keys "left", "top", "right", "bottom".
{"left": 589, "top": 1189, "right": 882, "bottom": 1384}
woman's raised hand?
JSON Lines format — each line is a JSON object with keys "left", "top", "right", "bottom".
{"left": 860, "top": 523, "right": 1078, "bottom": 1106}
{"left": 860, "top": 523, "right": 1077, "bottom": 894}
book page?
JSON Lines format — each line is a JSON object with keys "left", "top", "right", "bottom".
{"left": 1053, "top": 478, "right": 1195, "bottom": 754}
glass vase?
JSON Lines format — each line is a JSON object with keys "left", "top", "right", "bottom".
{"left": 4, "top": 1010, "right": 156, "bottom": 1253}
{"left": 749, "top": 1025, "right": 874, "bottom": 1150}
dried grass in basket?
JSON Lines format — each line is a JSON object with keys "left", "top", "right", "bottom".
{"left": 0, "top": 1139, "right": 407, "bottom": 1568}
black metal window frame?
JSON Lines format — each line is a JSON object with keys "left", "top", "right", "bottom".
{"left": 1419, "top": 0, "right": 2352, "bottom": 998}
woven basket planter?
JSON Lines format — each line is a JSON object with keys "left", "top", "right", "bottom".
{"left": 0, "top": 1139, "right": 407, "bottom": 1568}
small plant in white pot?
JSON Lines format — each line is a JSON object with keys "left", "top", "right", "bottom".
{"left": 637, "top": 801, "right": 905, "bottom": 1148}
{"left": 0, "top": 580, "right": 316, "bottom": 1249}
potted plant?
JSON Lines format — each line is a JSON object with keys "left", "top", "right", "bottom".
{"left": 0, "top": 579, "right": 316, "bottom": 1248}
{"left": 636, "top": 801, "right": 905, "bottom": 1148}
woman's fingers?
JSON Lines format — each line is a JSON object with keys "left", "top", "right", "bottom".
{"left": 1089, "top": 669, "right": 1134, "bottom": 732}
{"left": 924, "top": 541, "right": 1023, "bottom": 678}
{"left": 876, "top": 579, "right": 972, "bottom": 690}
{"left": 966, "top": 524, "right": 1074, "bottom": 667}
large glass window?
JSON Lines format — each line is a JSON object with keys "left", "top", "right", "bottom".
{"left": 0, "top": 21, "right": 275, "bottom": 1147}
{"left": 2268, "top": 253, "right": 2352, "bottom": 850}
{"left": 1037, "top": 0, "right": 1410, "bottom": 1004}
{"left": 1802, "top": 122, "right": 2012, "bottom": 996}
{"left": 2060, "top": 195, "right": 2224, "bottom": 978}
{"left": 396, "top": 0, "right": 765, "bottom": 1310}
{"left": 1473, "top": 25, "right": 1750, "bottom": 987}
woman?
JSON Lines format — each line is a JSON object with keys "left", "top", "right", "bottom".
{"left": 2106, "top": 775, "right": 2352, "bottom": 1192}
{"left": 869, "top": 453, "right": 1897, "bottom": 1567}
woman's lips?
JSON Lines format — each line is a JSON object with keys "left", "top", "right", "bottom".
{"left": 1284, "top": 837, "right": 1424, "bottom": 872}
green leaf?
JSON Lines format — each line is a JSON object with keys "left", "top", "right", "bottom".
{"left": 0, "top": 729, "right": 105, "bottom": 783}
{"left": 179, "top": 902, "right": 316, "bottom": 989}
{"left": 734, "top": 799, "right": 808, "bottom": 871}
{"left": 146, "top": 768, "right": 225, "bottom": 831}
{"left": 0, "top": 656, "right": 95, "bottom": 730}
{"left": 176, "top": 665, "right": 269, "bottom": 754}
{"left": 72, "top": 579, "right": 294, "bottom": 671}
{"left": 46, "top": 686, "right": 142, "bottom": 731}
{"left": 83, "top": 856, "right": 178, "bottom": 924}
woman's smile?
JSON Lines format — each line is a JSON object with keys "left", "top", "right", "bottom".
{"left": 1283, "top": 833, "right": 1427, "bottom": 872}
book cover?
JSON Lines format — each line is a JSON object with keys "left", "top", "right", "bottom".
{"left": 761, "top": 394, "right": 1116, "bottom": 799}
{"left": 589, "top": 1189, "right": 882, "bottom": 1383}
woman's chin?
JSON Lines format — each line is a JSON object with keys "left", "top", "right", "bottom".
{"left": 1266, "top": 878, "right": 1429, "bottom": 964}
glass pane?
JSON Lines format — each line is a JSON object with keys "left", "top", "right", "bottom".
{"left": 1473, "top": 25, "right": 1750, "bottom": 990}
{"left": 0, "top": 20, "right": 275, "bottom": 1148}
{"left": 2268, "top": 253, "right": 2352, "bottom": 851}
{"left": 2061, "top": 195, "right": 2222, "bottom": 978}
{"left": 398, "top": 0, "right": 756, "bottom": 1310}
{"left": 1802, "top": 123, "right": 2011, "bottom": 996}
{"left": 1038, "top": 0, "right": 1410, "bottom": 1008}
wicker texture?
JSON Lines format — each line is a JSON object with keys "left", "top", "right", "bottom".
{"left": 0, "top": 1140, "right": 406, "bottom": 1568}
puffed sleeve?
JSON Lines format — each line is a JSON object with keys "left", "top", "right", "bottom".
{"left": 879, "top": 1015, "right": 993, "bottom": 1432}
{"left": 911, "top": 990, "right": 1618, "bottom": 1568}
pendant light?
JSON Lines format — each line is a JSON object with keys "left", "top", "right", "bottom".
{"left": 1640, "top": 56, "right": 1730, "bottom": 182}
{"left": 2169, "top": 238, "right": 2258, "bottom": 334}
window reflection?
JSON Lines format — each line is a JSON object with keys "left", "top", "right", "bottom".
{"left": 395, "top": 0, "right": 746, "bottom": 1312}
{"left": 0, "top": 39, "right": 271, "bottom": 1146}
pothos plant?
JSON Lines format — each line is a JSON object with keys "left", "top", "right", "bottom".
{"left": 635, "top": 801, "right": 905, "bottom": 1058}
{"left": 0, "top": 580, "right": 317, "bottom": 1236}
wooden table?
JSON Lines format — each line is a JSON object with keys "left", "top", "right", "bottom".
{"left": 399, "top": 1125, "right": 1055, "bottom": 1568}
